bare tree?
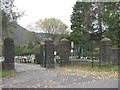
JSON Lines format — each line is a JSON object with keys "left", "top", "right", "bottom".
{"left": 35, "top": 18, "right": 69, "bottom": 44}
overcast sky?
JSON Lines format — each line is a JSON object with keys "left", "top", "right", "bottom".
{"left": 14, "top": 0, "right": 77, "bottom": 29}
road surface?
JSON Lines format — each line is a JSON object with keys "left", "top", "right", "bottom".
{"left": 1, "top": 63, "right": 119, "bottom": 88}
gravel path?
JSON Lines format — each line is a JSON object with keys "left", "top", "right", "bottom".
{"left": 1, "top": 63, "right": 119, "bottom": 88}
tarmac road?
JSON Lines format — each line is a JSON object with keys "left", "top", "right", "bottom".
{"left": 1, "top": 63, "right": 119, "bottom": 88}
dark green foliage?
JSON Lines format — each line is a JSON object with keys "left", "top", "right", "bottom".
{"left": 35, "top": 53, "right": 41, "bottom": 64}
{"left": 27, "top": 40, "right": 34, "bottom": 49}
{"left": 39, "top": 45, "right": 45, "bottom": 65}
{"left": 15, "top": 45, "right": 32, "bottom": 55}
{"left": 70, "top": 2, "right": 90, "bottom": 32}
{"left": 15, "top": 41, "right": 42, "bottom": 56}
{"left": 66, "top": 30, "right": 89, "bottom": 44}
{"left": 34, "top": 45, "right": 45, "bottom": 65}
{"left": 70, "top": 1, "right": 120, "bottom": 47}
{"left": 15, "top": 45, "right": 26, "bottom": 55}
{"left": 104, "top": 2, "right": 120, "bottom": 47}
{"left": 70, "top": 2, "right": 91, "bottom": 44}
{"left": 32, "top": 44, "right": 40, "bottom": 54}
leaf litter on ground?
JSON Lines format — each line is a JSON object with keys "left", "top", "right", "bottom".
{"left": 54, "top": 65, "right": 118, "bottom": 80}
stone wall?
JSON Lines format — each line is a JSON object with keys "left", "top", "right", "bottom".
{"left": 45, "top": 38, "right": 54, "bottom": 68}
{"left": 59, "top": 38, "right": 71, "bottom": 66}
{"left": 2, "top": 38, "right": 15, "bottom": 70}
{"left": 100, "top": 37, "right": 120, "bottom": 65}
{"left": 100, "top": 38, "right": 112, "bottom": 65}
{"left": 111, "top": 48, "right": 120, "bottom": 65}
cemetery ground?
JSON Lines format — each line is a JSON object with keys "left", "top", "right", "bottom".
{"left": 1, "top": 62, "right": 119, "bottom": 88}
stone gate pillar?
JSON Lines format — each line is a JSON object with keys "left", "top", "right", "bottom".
{"left": 45, "top": 38, "right": 54, "bottom": 68}
{"left": 3, "top": 38, "right": 15, "bottom": 70}
{"left": 100, "top": 37, "right": 112, "bottom": 65}
{"left": 59, "top": 38, "right": 70, "bottom": 66}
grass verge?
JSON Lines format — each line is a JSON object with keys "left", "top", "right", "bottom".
{"left": 0, "top": 69, "right": 13, "bottom": 78}
{"left": 57, "top": 62, "right": 119, "bottom": 79}
{"left": 65, "top": 62, "right": 119, "bottom": 72}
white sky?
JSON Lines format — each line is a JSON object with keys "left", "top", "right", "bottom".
{"left": 14, "top": 0, "right": 77, "bottom": 29}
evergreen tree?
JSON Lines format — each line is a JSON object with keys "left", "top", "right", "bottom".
{"left": 104, "top": 2, "right": 120, "bottom": 47}
{"left": 70, "top": 1, "right": 120, "bottom": 47}
{"left": 27, "top": 40, "right": 34, "bottom": 49}
{"left": 69, "top": 2, "right": 90, "bottom": 44}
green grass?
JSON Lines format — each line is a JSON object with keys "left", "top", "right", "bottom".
{"left": 0, "top": 69, "right": 13, "bottom": 78}
{"left": 93, "top": 65, "right": 119, "bottom": 72}
{"left": 65, "top": 61, "right": 119, "bottom": 72}
{"left": 61, "top": 63, "right": 119, "bottom": 79}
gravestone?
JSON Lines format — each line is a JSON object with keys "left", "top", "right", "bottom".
{"left": 59, "top": 38, "right": 70, "bottom": 66}
{"left": 100, "top": 37, "right": 112, "bottom": 65}
{"left": 2, "top": 38, "right": 15, "bottom": 70}
{"left": 45, "top": 38, "right": 54, "bottom": 68}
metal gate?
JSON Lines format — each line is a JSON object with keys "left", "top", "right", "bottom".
{"left": 70, "top": 41, "right": 100, "bottom": 67}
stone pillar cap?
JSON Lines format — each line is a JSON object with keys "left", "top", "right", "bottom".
{"left": 101, "top": 37, "right": 111, "bottom": 42}
{"left": 46, "top": 38, "right": 53, "bottom": 41}
{"left": 4, "top": 38, "right": 14, "bottom": 42}
{"left": 61, "top": 38, "right": 69, "bottom": 41}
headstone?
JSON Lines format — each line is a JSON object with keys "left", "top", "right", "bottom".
{"left": 100, "top": 37, "right": 112, "bottom": 65}
{"left": 59, "top": 38, "right": 70, "bottom": 66}
{"left": 3, "top": 38, "right": 15, "bottom": 70}
{"left": 45, "top": 38, "right": 54, "bottom": 68}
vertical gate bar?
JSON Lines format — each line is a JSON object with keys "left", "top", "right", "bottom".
{"left": 92, "top": 40, "right": 94, "bottom": 68}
